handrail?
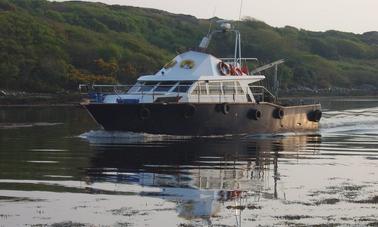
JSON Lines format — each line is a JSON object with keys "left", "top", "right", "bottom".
{"left": 80, "top": 83, "right": 276, "bottom": 104}
{"left": 250, "top": 86, "right": 276, "bottom": 102}
{"left": 220, "top": 57, "right": 258, "bottom": 61}
{"left": 79, "top": 84, "right": 195, "bottom": 95}
{"left": 250, "top": 59, "right": 284, "bottom": 75}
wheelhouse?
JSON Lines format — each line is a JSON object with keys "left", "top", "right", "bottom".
{"left": 96, "top": 78, "right": 261, "bottom": 104}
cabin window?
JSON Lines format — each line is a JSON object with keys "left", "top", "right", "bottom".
{"left": 236, "top": 82, "right": 244, "bottom": 94}
{"left": 154, "top": 81, "right": 177, "bottom": 92}
{"left": 209, "top": 82, "right": 222, "bottom": 95}
{"left": 172, "top": 81, "right": 194, "bottom": 93}
{"left": 139, "top": 81, "right": 159, "bottom": 92}
{"left": 191, "top": 82, "right": 207, "bottom": 95}
{"left": 223, "top": 81, "right": 235, "bottom": 95}
{"left": 128, "top": 82, "right": 142, "bottom": 93}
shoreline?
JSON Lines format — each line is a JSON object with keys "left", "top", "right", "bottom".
{"left": 0, "top": 93, "right": 83, "bottom": 107}
{"left": 1, "top": 93, "right": 378, "bottom": 107}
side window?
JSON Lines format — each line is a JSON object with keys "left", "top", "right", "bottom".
{"left": 154, "top": 81, "right": 178, "bottom": 92}
{"left": 223, "top": 81, "right": 235, "bottom": 95}
{"left": 128, "top": 82, "right": 143, "bottom": 93}
{"left": 209, "top": 82, "right": 222, "bottom": 95}
{"left": 139, "top": 81, "right": 158, "bottom": 92}
{"left": 173, "top": 81, "right": 194, "bottom": 93}
{"left": 236, "top": 82, "right": 244, "bottom": 95}
{"left": 191, "top": 82, "right": 207, "bottom": 95}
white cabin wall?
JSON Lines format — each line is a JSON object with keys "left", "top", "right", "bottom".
{"left": 102, "top": 79, "right": 258, "bottom": 104}
{"left": 239, "top": 81, "right": 256, "bottom": 103}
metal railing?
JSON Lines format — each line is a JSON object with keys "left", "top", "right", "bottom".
{"left": 80, "top": 84, "right": 192, "bottom": 97}
{"left": 220, "top": 58, "right": 258, "bottom": 67}
{"left": 80, "top": 84, "right": 196, "bottom": 103}
{"left": 250, "top": 86, "right": 276, "bottom": 103}
{"left": 79, "top": 84, "right": 132, "bottom": 94}
{"left": 79, "top": 84, "right": 276, "bottom": 104}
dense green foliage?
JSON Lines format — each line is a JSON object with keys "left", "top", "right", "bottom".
{"left": 0, "top": 0, "right": 377, "bottom": 92}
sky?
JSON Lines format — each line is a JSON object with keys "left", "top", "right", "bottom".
{"left": 54, "top": 0, "right": 378, "bottom": 34}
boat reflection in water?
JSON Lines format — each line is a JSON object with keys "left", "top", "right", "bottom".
{"left": 83, "top": 132, "right": 321, "bottom": 226}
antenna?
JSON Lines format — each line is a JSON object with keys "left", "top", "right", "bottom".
{"left": 207, "top": 6, "right": 217, "bottom": 35}
{"left": 239, "top": 0, "right": 243, "bottom": 21}
{"left": 237, "top": 0, "right": 243, "bottom": 28}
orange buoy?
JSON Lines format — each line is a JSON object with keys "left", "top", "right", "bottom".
{"left": 218, "top": 62, "right": 230, "bottom": 75}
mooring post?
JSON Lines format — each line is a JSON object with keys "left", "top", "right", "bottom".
{"left": 274, "top": 64, "right": 279, "bottom": 101}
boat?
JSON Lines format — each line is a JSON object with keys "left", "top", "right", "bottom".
{"left": 81, "top": 21, "right": 322, "bottom": 136}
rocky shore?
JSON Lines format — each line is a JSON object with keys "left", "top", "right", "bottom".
{"left": 1, "top": 86, "right": 377, "bottom": 106}
{"left": 279, "top": 86, "right": 378, "bottom": 97}
{"left": 0, "top": 90, "right": 82, "bottom": 106}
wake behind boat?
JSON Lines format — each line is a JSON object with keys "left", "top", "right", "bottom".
{"left": 81, "top": 21, "right": 322, "bottom": 136}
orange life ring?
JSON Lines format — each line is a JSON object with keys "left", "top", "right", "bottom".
{"left": 218, "top": 62, "right": 230, "bottom": 75}
{"left": 235, "top": 68, "right": 243, "bottom": 76}
{"left": 230, "top": 65, "right": 236, "bottom": 76}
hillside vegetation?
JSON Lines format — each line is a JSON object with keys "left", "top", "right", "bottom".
{"left": 0, "top": 0, "right": 378, "bottom": 92}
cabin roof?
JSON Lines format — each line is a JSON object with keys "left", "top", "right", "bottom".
{"left": 138, "top": 50, "right": 265, "bottom": 83}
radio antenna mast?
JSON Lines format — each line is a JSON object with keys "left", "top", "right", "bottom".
{"left": 207, "top": 6, "right": 217, "bottom": 35}
{"left": 237, "top": 0, "right": 243, "bottom": 28}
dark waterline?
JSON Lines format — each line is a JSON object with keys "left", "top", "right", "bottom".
{"left": 0, "top": 98, "right": 377, "bottom": 226}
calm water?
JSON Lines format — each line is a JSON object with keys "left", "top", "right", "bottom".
{"left": 0, "top": 98, "right": 377, "bottom": 226}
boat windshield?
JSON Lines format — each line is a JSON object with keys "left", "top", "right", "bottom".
{"left": 191, "top": 81, "right": 207, "bottom": 95}
{"left": 154, "top": 81, "right": 178, "bottom": 92}
{"left": 132, "top": 81, "right": 193, "bottom": 93}
{"left": 223, "top": 81, "right": 235, "bottom": 95}
{"left": 128, "top": 82, "right": 143, "bottom": 93}
{"left": 236, "top": 81, "right": 244, "bottom": 94}
{"left": 208, "top": 82, "right": 222, "bottom": 95}
{"left": 139, "top": 81, "right": 159, "bottom": 92}
{"left": 172, "top": 81, "right": 194, "bottom": 93}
